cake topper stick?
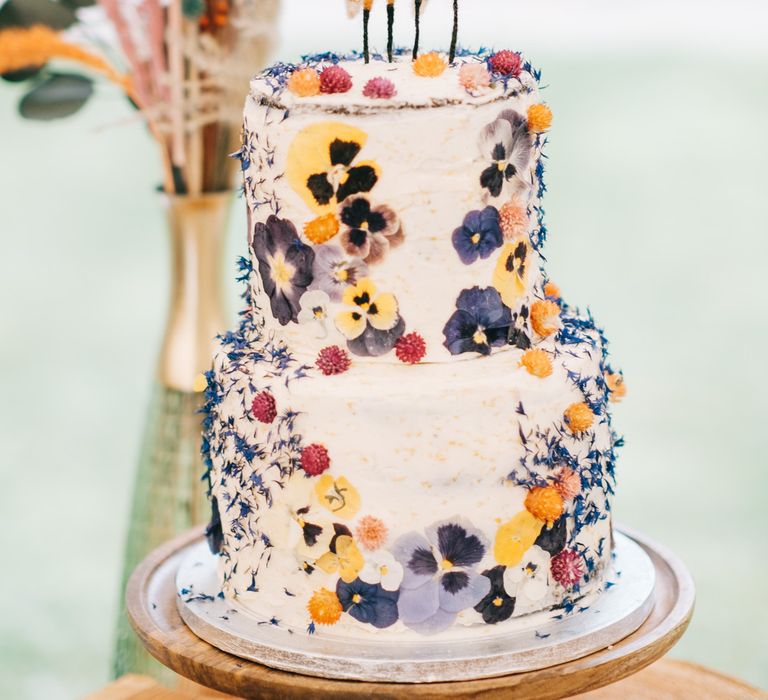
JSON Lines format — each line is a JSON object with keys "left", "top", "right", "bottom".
{"left": 412, "top": 0, "right": 422, "bottom": 59}
{"left": 363, "top": 0, "right": 373, "bottom": 63}
{"left": 387, "top": 0, "right": 395, "bottom": 62}
{"left": 449, "top": 0, "right": 459, "bottom": 63}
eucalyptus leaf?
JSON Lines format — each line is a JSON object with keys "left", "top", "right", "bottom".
{"left": 19, "top": 73, "right": 93, "bottom": 120}
{"left": 0, "top": 0, "right": 77, "bottom": 30}
{"left": 2, "top": 66, "right": 44, "bottom": 83}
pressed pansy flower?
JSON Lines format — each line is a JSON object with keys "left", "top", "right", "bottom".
{"left": 508, "top": 304, "right": 531, "bottom": 350}
{"left": 296, "top": 289, "right": 332, "bottom": 338}
{"left": 503, "top": 545, "right": 552, "bottom": 614}
{"left": 336, "top": 578, "right": 400, "bottom": 628}
{"left": 479, "top": 109, "right": 533, "bottom": 198}
{"left": 359, "top": 549, "right": 404, "bottom": 591}
{"left": 474, "top": 565, "right": 516, "bottom": 624}
{"left": 493, "top": 239, "right": 530, "bottom": 308}
{"left": 393, "top": 518, "right": 491, "bottom": 635}
{"left": 494, "top": 510, "right": 543, "bottom": 567}
{"left": 316, "top": 534, "right": 365, "bottom": 583}
{"left": 287, "top": 122, "right": 380, "bottom": 215}
{"left": 336, "top": 278, "right": 406, "bottom": 357}
{"left": 339, "top": 195, "right": 404, "bottom": 265}
{"left": 251, "top": 215, "right": 315, "bottom": 325}
{"left": 443, "top": 286, "right": 511, "bottom": 356}
{"left": 534, "top": 515, "right": 568, "bottom": 557}
{"left": 451, "top": 207, "right": 503, "bottom": 265}
{"left": 310, "top": 244, "right": 368, "bottom": 302}
{"left": 315, "top": 474, "right": 361, "bottom": 519}
{"left": 257, "top": 473, "right": 333, "bottom": 561}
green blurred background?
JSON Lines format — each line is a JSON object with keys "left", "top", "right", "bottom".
{"left": 1, "top": 1, "right": 766, "bottom": 697}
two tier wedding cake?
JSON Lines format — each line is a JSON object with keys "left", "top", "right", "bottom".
{"left": 202, "top": 47, "right": 625, "bottom": 639}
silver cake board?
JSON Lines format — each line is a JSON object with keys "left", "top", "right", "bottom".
{"left": 175, "top": 531, "right": 655, "bottom": 683}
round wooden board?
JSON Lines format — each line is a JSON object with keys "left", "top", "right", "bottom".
{"left": 126, "top": 526, "right": 695, "bottom": 700}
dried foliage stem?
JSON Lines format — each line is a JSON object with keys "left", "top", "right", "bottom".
{"left": 166, "top": 0, "right": 186, "bottom": 172}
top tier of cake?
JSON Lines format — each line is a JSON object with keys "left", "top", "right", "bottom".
{"left": 240, "top": 49, "right": 553, "bottom": 364}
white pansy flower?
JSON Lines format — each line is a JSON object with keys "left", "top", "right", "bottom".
{"left": 257, "top": 472, "right": 333, "bottom": 561}
{"left": 503, "top": 545, "right": 552, "bottom": 615}
{"left": 297, "top": 290, "right": 332, "bottom": 338}
{"left": 358, "top": 549, "right": 404, "bottom": 591}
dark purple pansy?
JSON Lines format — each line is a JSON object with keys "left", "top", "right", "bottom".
{"left": 251, "top": 215, "right": 315, "bottom": 325}
{"left": 336, "top": 578, "right": 399, "bottom": 629}
{"left": 508, "top": 304, "right": 531, "bottom": 349}
{"left": 442, "top": 286, "right": 512, "bottom": 356}
{"left": 339, "top": 195, "right": 404, "bottom": 265}
{"left": 534, "top": 515, "right": 567, "bottom": 556}
{"left": 306, "top": 139, "right": 378, "bottom": 206}
{"left": 478, "top": 109, "right": 532, "bottom": 198}
{"left": 474, "top": 565, "right": 516, "bottom": 624}
{"left": 392, "top": 518, "right": 490, "bottom": 635}
{"left": 451, "top": 207, "right": 503, "bottom": 265}
{"left": 347, "top": 315, "right": 406, "bottom": 357}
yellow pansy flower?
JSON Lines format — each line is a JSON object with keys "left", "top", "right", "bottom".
{"left": 492, "top": 239, "right": 530, "bottom": 308}
{"left": 315, "top": 474, "right": 361, "bottom": 520}
{"left": 316, "top": 535, "right": 365, "bottom": 583}
{"left": 335, "top": 278, "right": 399, "bottom": 340}
{"left": 286, "top": 122, "right": 381, "bottom": 216}
{"left": 494, "top": 510, "right": 543, "bottom": 567}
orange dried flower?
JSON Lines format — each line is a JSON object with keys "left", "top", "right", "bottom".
{"left": 520, "top": 349, "right": 553, "bottom": 378}
{"left": 307, "top": 588, "right": 343, "bottom": 625}
{"left": 287, "top": 67, "right": 321, "bottom": 97}
{"left": 564, "top": 402, "right": 595, "bottom": 434}
{"left": 304, "top": 214, "right": 339, "bottom": 244}
{"left": 553, "top": 467, "right": 581, "bottom": 501}
{"left": 605, "top": 372, "right": 627, "bottom": 402}
{"left": 527, "top": 103, "right": 553, "bottom": 133}
{"left": 531, "top": 299, "right": 561, "bottom": 337}
{"left": 498, "top": 200, "right": 529, "bottom": 240}
{"left": 413, "top": 52, "right": 447, "bottom": 78}
{"left": 525, "top": 486, "right": 564, "bottom": 527}
{"left": 355, "top": 515, "right": 388, "bottom": 551}
{"left": 544, "top": 281, "right": 561, "bottom": 299}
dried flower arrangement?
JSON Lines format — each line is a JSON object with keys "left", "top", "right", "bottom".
{"left": 0, "top": 0, "right": 279, "bottom": 194}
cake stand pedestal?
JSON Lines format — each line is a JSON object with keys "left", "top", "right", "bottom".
{"left": 126, "top": 526, "right": 694, "bottom": 699}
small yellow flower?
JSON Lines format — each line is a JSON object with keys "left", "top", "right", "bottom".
{"left": 413, "top": 52, "right": 447, "bottom": 78}
{"left": 304, "top": 214, "right": 340, "bottom": 244}
{"left": 335, "top": 278, "right": 398, "bottom": 340}
{"left": 316, "top": 535, "right": 365, "bottom": 583}
{"left": 315, "top": 474, "right": 361, "bottom": 519}
{"left": 192, "top": 373, "right": 208, "bottom": 393}
{"left": 531, "top": 299, "right": 561, "bottom": 337}
{"left": 527, "top": 103, "right": 553, "bottom": 133}
{"left": 307, "top": 588, "right": 342, "bottom": 625}
{"left": 494, "top": 511, "right": 543, "bottom": 567}
{"left": 287, "top": 67, "right": 321, "bottom": 97}
{"left": 564, "top": 402, "right": 595, "bottom": 434}
{"left": 524, "top": 486, "right": 564, "bottom": 527}
{"left": 492, "top": 240, "right": 530, "bottom": 308}
{"left": 520, "top": 348, "right": 553, "bottom": 378}
{"left": 605, "top": 372, "right": 627, "bottom": 402}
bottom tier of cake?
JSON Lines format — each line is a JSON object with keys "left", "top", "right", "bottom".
{"left": 202, "top": 304, "right": 622, "bottom": 639}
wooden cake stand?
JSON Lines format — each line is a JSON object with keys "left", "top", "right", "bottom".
{"left": 126, "top": 526, "right": 695, "bottom": 699}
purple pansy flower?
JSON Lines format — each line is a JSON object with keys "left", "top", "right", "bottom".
{"left": 442, "top": 287, "right": 512, "bottom": 356}
{"left": 336, "top": 578, "right": 399, "bottom": 629}
{"left": 392, "top": 518, "right": 490, "bottom": 635}
{"left": 310, "top": 244, "right": 368, "bottom": 302}
{"left": 251, "top": 215, "right": 315, "bottom": 325}
{"left": 452, "top": 207, "right": 503, "bottom": 265}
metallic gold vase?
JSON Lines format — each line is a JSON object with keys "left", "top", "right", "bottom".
{"left": 113, "top": 192, "right": 233, "bottom": 680}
